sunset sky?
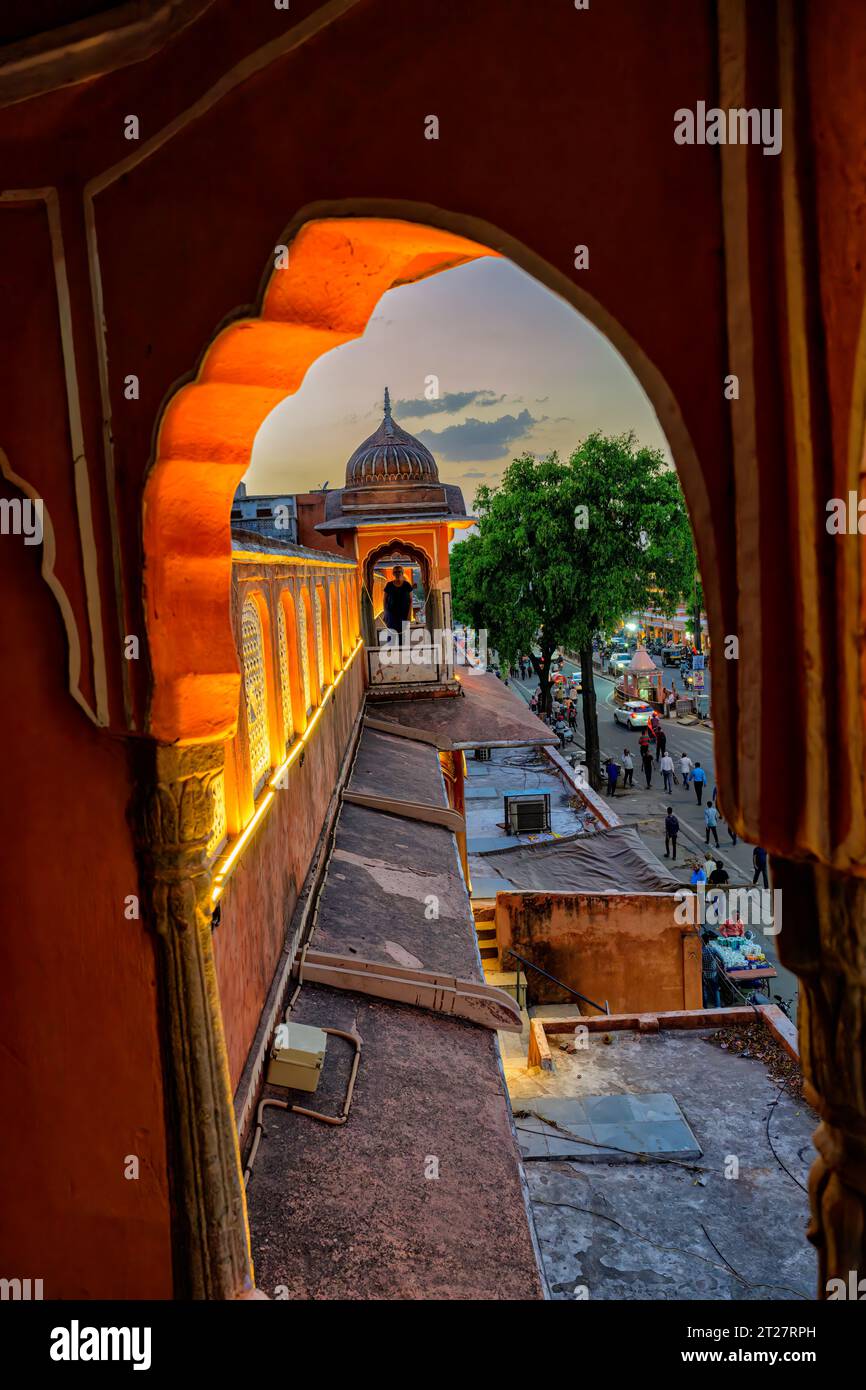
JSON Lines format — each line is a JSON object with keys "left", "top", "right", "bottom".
{"left": 246, "top": 256, "right": 671, "bottom": 504}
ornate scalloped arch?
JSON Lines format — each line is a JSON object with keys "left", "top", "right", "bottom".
{"left": 144, "top": 217, "right": 492, "bottom": 743}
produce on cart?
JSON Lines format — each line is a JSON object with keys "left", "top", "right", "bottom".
{"left": 708, "top": 929, "right": 776, "bottom": 1002}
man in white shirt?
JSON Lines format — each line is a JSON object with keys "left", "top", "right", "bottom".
{"left": 679, "top": 753, "right": 693, "bottom": 788}
{"left": 660, "top": 750, "right": 675, "bottom": 792}
{"left": 621, "top": 748, "right": 634, "bottom": 788}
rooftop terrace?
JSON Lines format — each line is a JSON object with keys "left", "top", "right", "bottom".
{"left": 243, "top": 722, "right": 544, "bottom": 1300}
{"left": 507, "top": 1017, "right": 816, "bottom": 1300}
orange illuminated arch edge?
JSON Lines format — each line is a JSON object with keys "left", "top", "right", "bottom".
{"left": 144, "top": 218, "right": 496, "bottom": 744}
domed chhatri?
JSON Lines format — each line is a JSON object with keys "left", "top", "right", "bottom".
{"left": 345, "top": 388, "right": 440, "bottom": 486}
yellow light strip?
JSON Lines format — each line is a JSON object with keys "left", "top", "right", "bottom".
{"left": 212, "top": 792, "right": 275, "bottom": 902}
{"left": 231, "top": 549, "right": 356, "bottom": 570}
{"left": 211, "top": 636, "right": 365, "bottom": 904}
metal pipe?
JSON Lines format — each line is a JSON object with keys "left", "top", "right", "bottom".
{"left": 243, "top": 1028, "right": 362, "bottom": 1186}
{"left": 505, "top": 948, "right": 610, "bottom": 1015}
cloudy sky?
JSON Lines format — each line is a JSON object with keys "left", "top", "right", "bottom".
{"left": 246, "top": 256, "right": 670, "bottom": 501}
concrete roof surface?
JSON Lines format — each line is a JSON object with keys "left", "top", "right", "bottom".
{"left": 313, "top": 800, "right": 478, "bottom": 976}
{"left": 348, "top": 726, "right": 448, "bottom": 808}
{"left": 247, "top": 985, "right": 543, "bottom": 1300}
{"left": 512, "top": 1028, "right": 817, "bottom": 1300}
{"left": 371, "top": 668, "right": 557, "bottom": 749}
{"left": 246, "top": 722, "right": 544, "bottom": 1298}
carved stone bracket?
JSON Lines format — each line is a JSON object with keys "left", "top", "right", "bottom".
{"left": 773, "top": 857, "right": 866, "bottom": 1296}
{"left": 134, "top": 739, "right": 252, "bottom": 1299}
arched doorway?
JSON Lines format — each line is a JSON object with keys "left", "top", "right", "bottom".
{"left": 139, "top": 208, "right": 862, "bottom": 1301}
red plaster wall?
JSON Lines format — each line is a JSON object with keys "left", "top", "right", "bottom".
{"left": 0, "top": 510, "right": 171, "bottom": 1298}
{"left": 1, "top": 0, "right": 863, "bottom": 1303}
{"left": 495, "top": 892, "right": 702, "bottom": 1015}
{"left": 212, "top": 655, "right": 364, "bottom": 1087}
{"left": 294, "top": 495, "right": 346, "bottom": 555}
{"left": 0, "top": 0, "right": 734, "bottom": 738}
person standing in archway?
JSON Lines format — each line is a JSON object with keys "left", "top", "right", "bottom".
{"left": 383, "top": 565, "right": 415, "bottom": 635}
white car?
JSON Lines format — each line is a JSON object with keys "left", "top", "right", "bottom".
{"left": 613, "top": 699, "right": 654, "bottom": 729}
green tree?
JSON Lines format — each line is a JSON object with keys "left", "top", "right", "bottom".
{"left": 642, "top": 470, "right": 704, "bottom": 651}
{"left": 451, "top": 434, "right": 683, "bottom": 789}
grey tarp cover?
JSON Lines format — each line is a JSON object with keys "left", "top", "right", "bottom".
{"left": 474, "top": 824, "right": 681, "bottom": 894}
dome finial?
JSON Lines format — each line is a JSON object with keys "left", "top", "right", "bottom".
{"left": 344, "top": 391, "right": 439, "bottom": 485}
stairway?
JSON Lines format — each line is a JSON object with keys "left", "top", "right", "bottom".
{"left": 473, "top": 901, "right": 499, "bottom": 968}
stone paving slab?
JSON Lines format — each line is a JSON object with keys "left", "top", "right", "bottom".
{"left": 514, "top": 1091, "right": 702, "bottom": 1163}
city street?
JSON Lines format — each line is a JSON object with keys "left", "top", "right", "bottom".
{"left": 508, "top": 660, "right": 797, "bottom": 1014}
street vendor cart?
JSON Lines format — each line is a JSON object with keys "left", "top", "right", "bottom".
{"left": 719, "top": 961, "right": 777, "bottom": 1004}
{"left": 707, "top": 926, "right": 777, "bottom": 1004}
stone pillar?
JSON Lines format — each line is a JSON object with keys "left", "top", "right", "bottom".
{"left": 773, "top": 857, "right": 866, "bottom": 1295}
{"left": 135, "top": 740, "right": 252, "bottom": 1299}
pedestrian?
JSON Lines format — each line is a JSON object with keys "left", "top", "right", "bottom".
{"left": 660, "top": 749, "right": 674, "bottom": 792}
{"left": 690, "top": 860, "right": 707, "bottom": 886}
{"left": 656, "top": 726, "right": 667, "bottom": 763}
{"left": 752, "top": 845, "right": 769, "bottom": 888}
{"left": 638, "top": 730, "right": 650, "bottom": 760}
{"left": 664, "top": 806, "right": 679, "bottom": 859}
{"left": 605, "top": 756, "right": 620, "bottom": 797}
{"left": 642, "top": 750, "right": 653, "bottom": 788}
{"left": 666, "top": 687, "right": 677, "bottom": 719}
{"left": 701, "top": 930, "right": 723, "bottom": 1009}
{"left": 692, "top": 761, "right": 707, "bottom": 804}
{"left": 679, "top": 752, "right": 692, "bottom": 788}
{"left": 568, "top": 703, "right": 577, "bottom": 732}
{"left": 708, "top": 862, "right": 729, "bottom": 886}
{"left": 622, "top": 748, "right": 634, "bottom": 788}
{"left": 704, "top": 800, "right": 720, "bottom": 847}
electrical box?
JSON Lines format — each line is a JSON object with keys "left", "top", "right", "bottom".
{"left": 267, "top": 1021, "right": 327, "bottom": 1093}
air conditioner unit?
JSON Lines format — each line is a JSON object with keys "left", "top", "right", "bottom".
{"left": 504, "top": 791, "right": 551, "bottom": 835}
{"left": 473, "top": 746, "right": 492, "bottom": 761}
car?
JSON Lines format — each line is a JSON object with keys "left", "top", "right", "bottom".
{"left": 610, "top": 651, "right": 632, "bottom": 671}
{"left": 613, "top": 699, "right": 655, "bottom": 729}
{"left": 662, "top": 645, "right": 684, "bottom": 666}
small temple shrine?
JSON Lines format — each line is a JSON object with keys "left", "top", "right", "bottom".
{"left": 618, "top": 646, "right": 664, "bottom": 707}
{"left": 310, "top": 389, "right": 475, "bottom": 692}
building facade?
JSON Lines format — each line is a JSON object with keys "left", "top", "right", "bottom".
{"left": 230, "top": 482, "right": 299, "bottom": 544}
